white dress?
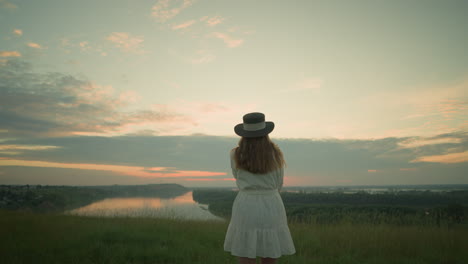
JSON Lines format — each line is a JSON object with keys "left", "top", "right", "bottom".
{"left": 223, "top": 150, "right": 296, "bottom": 258}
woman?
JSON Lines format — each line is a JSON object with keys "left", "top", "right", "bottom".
{"left": 224, "top": 112, "right": 296, "bottom": 264}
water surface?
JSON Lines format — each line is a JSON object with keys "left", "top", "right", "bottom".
{"left": 66, "top": 191, "right": 223, "bottom": 221}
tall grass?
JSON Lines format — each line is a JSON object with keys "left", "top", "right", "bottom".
{"left": 1, "top": 209, "right": 466, "bottom": 264}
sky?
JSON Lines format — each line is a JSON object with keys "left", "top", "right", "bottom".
{"left": 0, "top": 0, "right": 467, "bottom": 187}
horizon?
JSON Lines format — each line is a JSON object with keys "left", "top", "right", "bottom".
{"left": 4, "top": 183, "right": 468, "bottom": 189}
{"left": 1, "top": 0, "right": 467, "bottom": 187}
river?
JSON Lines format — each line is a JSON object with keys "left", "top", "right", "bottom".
{"left": 65, "top": 191, "right": 224, "bottom": 221}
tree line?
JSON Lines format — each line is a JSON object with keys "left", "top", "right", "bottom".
{"left": 192, "top": 189, "right": 468, "bottom": 227}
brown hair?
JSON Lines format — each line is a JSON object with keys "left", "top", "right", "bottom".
{"left": 233, "top": 135, "right": 285, "bottom": 174}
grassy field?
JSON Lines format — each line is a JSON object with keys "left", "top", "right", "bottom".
{"left": 1, "top": 209, "right": 466, "bottom": 264}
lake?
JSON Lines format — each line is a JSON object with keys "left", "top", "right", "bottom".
{"left": 65, "top": 191, "right": 224, "bottom": 221}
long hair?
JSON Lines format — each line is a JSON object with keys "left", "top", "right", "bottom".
{"left": 233, "top": 135, "right": 285, "bottom": 174}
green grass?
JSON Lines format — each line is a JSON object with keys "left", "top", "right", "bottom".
{"left": 0, "top": 209, "right": 466, "bottom": 264}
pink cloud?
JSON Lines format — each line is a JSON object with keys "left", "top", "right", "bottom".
{"left": 0, "top": 51, "right": 21, "bottom": 57}
{"left": 13, "top": 29, "right": 22, "bottom": 36}
{"left": 205, "top": 15, "right": 224, "bottom": 27}
{"left": 147, "top": 167, "right": 171, "bottom": 171}
{"left": 0, "top": 60, "right": 195, "bottom": 137}
{"left": 0, "top": 145, "right": 60, "bottom": 151}
{"left": 211, "top": 32, "right": 244, "bottom": 48}
{"left": 0, "top": 0, "right": 17, "bottom": 9}
{"left": 397, "top": 136, "right": 463, "bottom": 149}
{"left": 119, "top": 90, "right": 141, "bottom": 104}
{"left": 191, "top": 49, "right": 216, "bottom": 64}
{"left": 361, "top": 78, "right": 468, "bottom": 138}
{"left": 368, "top": 169, "right": 378, "bottom": 173}
{"left": 172, "top": 19, "right": 196, "bottom": 30}
{"left": 77, "top": 41, "right": 92, "bottom": 52}
{"left": 27, "top": 42, "right": 42, "bottom": 49}
{"left": 152, "top": 0, "right": 194, "bottom": 23}
{"left": 410, "top": 151, "right": 468, "bottom": 164}
{"left": 151, "top": 99, "right": 258, "bottom": 135}
{"left": 0, "top": 158, "right": 226, "bottom": 178}
{"left": 168, "top": 48, "right": 216, "bottom": 64}
{"left": 106, "top": 32, "right": 145, "bottom": 54}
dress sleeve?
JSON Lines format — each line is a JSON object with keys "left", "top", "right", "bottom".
{"left": 230, "top": 149, "right": 238, "bottom": 179}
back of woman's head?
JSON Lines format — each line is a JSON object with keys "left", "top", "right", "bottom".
{"left": 233, "top": 135, "right": 285, "bottom": 174}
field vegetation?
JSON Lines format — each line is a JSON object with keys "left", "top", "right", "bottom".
{"left": 1, "top": 185, "right": 467, "bottom": 263}
{"left": 1, "top": 209, "right": 467, "bottom": 264}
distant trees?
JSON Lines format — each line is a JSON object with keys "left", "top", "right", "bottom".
{"left": 192, "top": 190, "right": 468, "bottom": 226}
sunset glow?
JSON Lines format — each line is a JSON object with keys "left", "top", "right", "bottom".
{"left": 0, "top": 0, "right": 466, "bottom": 186}
{"left": 0, "top": 159, "right": 226, "bottom": 178}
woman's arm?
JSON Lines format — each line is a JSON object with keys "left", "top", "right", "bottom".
{"left": 230, "top": 149, "right": 238, "bottom": 179}
{"left": 278, "top": 167, "right": 284, "bottom": 191}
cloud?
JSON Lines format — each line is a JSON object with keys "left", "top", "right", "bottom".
{"left": 410, "top": 151, "right": 468, "bottom": 164}
{"left": 169, "top": 48, "right": 216, "bottom": 64}
{"left": 0, "top": 51, "right": 21, "bottom": 57}
{"left": 172, "top": 19, "right": 196, "bottom": 30}
{"left": 397, "top": 136, "right": 463, "bottom": 149}
{"left": 347, "top": 131, "right": 468, "bottom": 162}
{"left": 201, "top": 15, "right": 224, "bottom": 27}
{"left": 0, "top": 144, "right": 61, "bottom": 155}
{"left": 189, "top": 49, "right": 216, "bottom": 64}
{"left": 13, "top": 29, "right": 22, "bottom": 36}
{"left": 360, "top": 77, "right": 468, "bottom": 138}
{"left": 211, "top": 32, "right": 244, "bottom": 48}
{"left": 0, "top": 158, "right": 226, "bottom": 178}
{"left": 152, "top": 0, "right": 194, "bottom": 23}
{"left": 151, "top": 99, "right": 258, "bottom": 136}
{"left": 0, "top": 145, "right": 60, "bottom": 151}
{"left": 27, "top": 42, "right": 42, "bottom": 49}
{"left": 78, "top": 41, "right": 91, "bottom": 51}
{"left": 400, "top": 98, "right": 468, "bottom": 123}
{"left": 1, "top": 133, "right": 466, "bottom": 186}
{"left": 0, "top": 0, "right": 16, "bottom": 9}
{"left": 58, "top": 36, "right": 107, "bottom": 56}
{"left": 0, "top": 59, "right": 194, "bottom": 137}
{"left": 106, "top": 32, "right": 145, "bottom": 54}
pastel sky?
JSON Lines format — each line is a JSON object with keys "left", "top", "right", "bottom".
{"left": 0, "top": 0, "right": 467, "bottom": 187}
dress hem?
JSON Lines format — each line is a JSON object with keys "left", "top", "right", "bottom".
{"left": 224, "top": 249, "right": 296, "bottom": 259}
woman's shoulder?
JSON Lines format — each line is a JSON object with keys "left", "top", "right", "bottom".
{"left": 229, "top": 148, "right": 237, "bottom": 157}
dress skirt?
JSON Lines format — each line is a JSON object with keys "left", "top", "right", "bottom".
{"left": 223, "top": 189, "right": 296, "bottom": 258}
